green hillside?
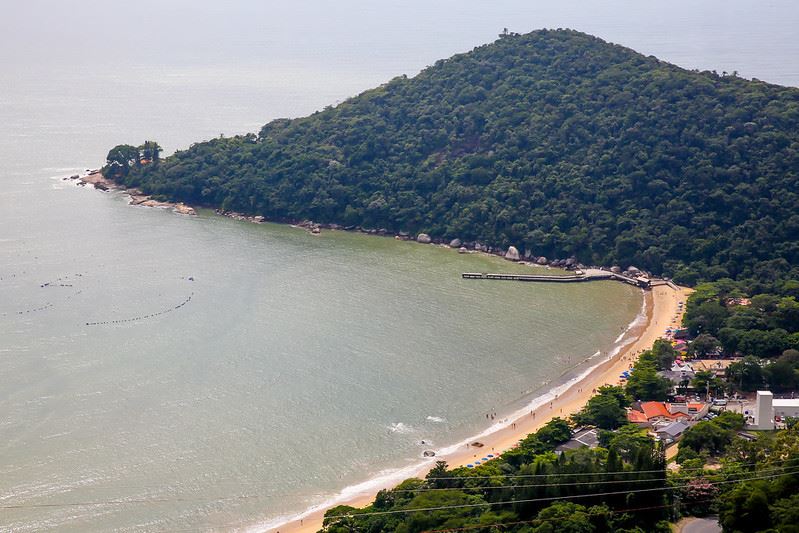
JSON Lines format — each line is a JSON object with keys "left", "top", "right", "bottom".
{"left": 109, "top": 29, "right": 799, "bottom": 285}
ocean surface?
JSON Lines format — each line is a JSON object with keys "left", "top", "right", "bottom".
{"left": 1, "top": 1, "right": 797, "bottom": 531}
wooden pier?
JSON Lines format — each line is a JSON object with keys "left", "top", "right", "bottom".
{"left": 462, "top": 272, "right": 588, "bottom": 282}
{"left": 462, "top": 269, "right": 651, "bottom": 288}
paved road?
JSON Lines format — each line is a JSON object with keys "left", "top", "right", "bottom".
{"left": 680, "top": 517, "right": 722, "bottom": 533}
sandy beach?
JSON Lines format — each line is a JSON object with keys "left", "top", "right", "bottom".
{"left": 266, "top": 282, "right": 692, "bottom": 533}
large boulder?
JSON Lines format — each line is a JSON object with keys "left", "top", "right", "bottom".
{"left": 458, "top": 246, "right": 468, "bottom": 254}
{"left": 449, "top": 238, "right": 462, "bottom": 248}
{"left": 536, "top": 256, "right": 548, "bottom": 265}
{"left": 504, "top": 246, "right": 521, "bottom": 261}
{"left": 611, "top": 266, "right": 622, "bottom": 274}
{"left": 417, "top": 233, "right": 432, "bottom": 244}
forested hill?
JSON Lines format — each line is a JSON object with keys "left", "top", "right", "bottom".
{"left": 111, "top": 29, "right": 799, "bottom": 286}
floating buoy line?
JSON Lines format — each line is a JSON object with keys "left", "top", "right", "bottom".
{"left": 85, "top": 292, "right": 194, "bottom": 326}
{"left": 1, "top": 272, "right": 195, "bottom": 325}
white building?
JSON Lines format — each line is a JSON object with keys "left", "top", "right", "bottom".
{"left": 754, "top": 390, "right": 799, "bottom": 429}
{"left": 774, "top": 398, "right": 799, "bottom": 419}
{"left": 755, "top": 391, "right": 773, "bottom": 429}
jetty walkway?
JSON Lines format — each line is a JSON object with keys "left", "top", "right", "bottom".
{"left": 462, "top": 268, "right": 652, "bottom": 288}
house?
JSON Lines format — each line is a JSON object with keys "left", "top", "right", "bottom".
{"left": 628, "top": 401, "right": 709, "bottom": 424}
{"left": 555, "top": 427, "right": 600, "bottom": 453}
{"left": 659, "top": 368, "right": 695, "bottom": 385}
{"left": 627, "top": 409, "right": 651, "bottom": 426}
{"left": 656, "top": 421, "right": 689, "bottom": 443}
{"left": 693, "top": 359, "right": 740, "bottom": 379}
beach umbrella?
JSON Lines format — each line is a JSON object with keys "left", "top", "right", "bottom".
{"left": 466, "top": 464, "right": 474, "bottom": 468}
{"left": 487, "top": 454, "right": 495, "bottom": 458}
{"left": 474, "top": 461, "right": 481, "bottom": 465}
{"left": 482, "top": 457, "right": 489, "bottom": 461}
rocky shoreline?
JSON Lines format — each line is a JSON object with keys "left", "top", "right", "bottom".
{"left": 71, "top": 170, "right": 651, "bottom": 279}
{"left": 66, "top": 170, "right": 196, "bottom": 216}
{"left": 214, "top": 212, "right": 653, "bottom": 278}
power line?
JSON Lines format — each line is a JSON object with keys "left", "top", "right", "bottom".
{"left": 421, "top": 455, "right": 797, "bottom": 480}
{"left": 422, "top": 498, "right": 719, "bottom": 532}
{"left": 323, "top": 468, "right": 799, "bottom": 520}
{"left": 383, "top": 463, "right": 797, "bottom": 493}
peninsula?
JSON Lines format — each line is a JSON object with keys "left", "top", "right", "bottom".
{"left": 102, "top": 29, "right": 799, "bottom": 288}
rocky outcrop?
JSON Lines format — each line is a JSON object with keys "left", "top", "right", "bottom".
{"left": 611, "top": 266, "right": 622, "bottom": 274}
{"left": 504, "top": 246, "right": 520, "bottom": 261}
{"left": 449, "top": 238, "right": 462, "bottom": 248}
{"left": 536, "top": 257, "right": 548, "bottom": 265}
{"left": 417, "top": 233, "right": 432, "bottom": 244}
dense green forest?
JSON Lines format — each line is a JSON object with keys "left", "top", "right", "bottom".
{"left": 682, "top": 278, "right": 799, "bottom": 392}
{"left": 108, "top": 29, "right": 799, "bottom": 285}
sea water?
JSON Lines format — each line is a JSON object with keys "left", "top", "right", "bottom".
{"left": 1, "top": 1, "right": 797, "bottom": 530}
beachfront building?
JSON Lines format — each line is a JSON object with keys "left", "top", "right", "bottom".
{"left": 628, "top": 401, "right": 709, "bottom": 425}
{"left": 754, "top": 390, "right": 799, "bottom": 429}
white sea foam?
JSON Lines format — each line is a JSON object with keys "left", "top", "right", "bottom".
{"left": 243, "top": 458, "right": 438, "bottom": 533}
{"left": 251, "top": 289, "right": 648, "bottom": 533}
{"left": 614, "top": 296, "right": 646, "bottom": 343}
{"left": 43, "top": 167, "right": 84, "bottom": 174}
{"left": 426, "top": 415, "right": 447, "bottom": 423}
{"left": 387, "top": 422, "right": 415, "bottom": 434}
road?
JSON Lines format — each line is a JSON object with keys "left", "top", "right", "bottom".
{"left": 677, "top": 517, "right": 722, "bottom": 533}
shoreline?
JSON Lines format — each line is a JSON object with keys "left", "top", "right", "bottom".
{"left": 69, "top": 171, "right": 637, "bottom": 277}
{"left": 257, "top": 282, "right": 691, "bottom": 533}
{"left": 67, "top": 170, "right": 197, "bottom": 215}
{"left": 66, "top": 168, "right": 690, "bottom": 533}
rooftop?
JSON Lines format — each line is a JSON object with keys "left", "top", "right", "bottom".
{"left": 773, "top": 398, "right": 799, "bottom": 407}
{"left": 658, "top": 421, "right": 689, "bottom": 438}
{"left": 627, "top": 410, "right": 649, "bottom": 424}
{"left": 638, "top": 401, "right": 690, "bottom": 420}
{"left": 556, "top": 428, "right": 600, "bottom": 452}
